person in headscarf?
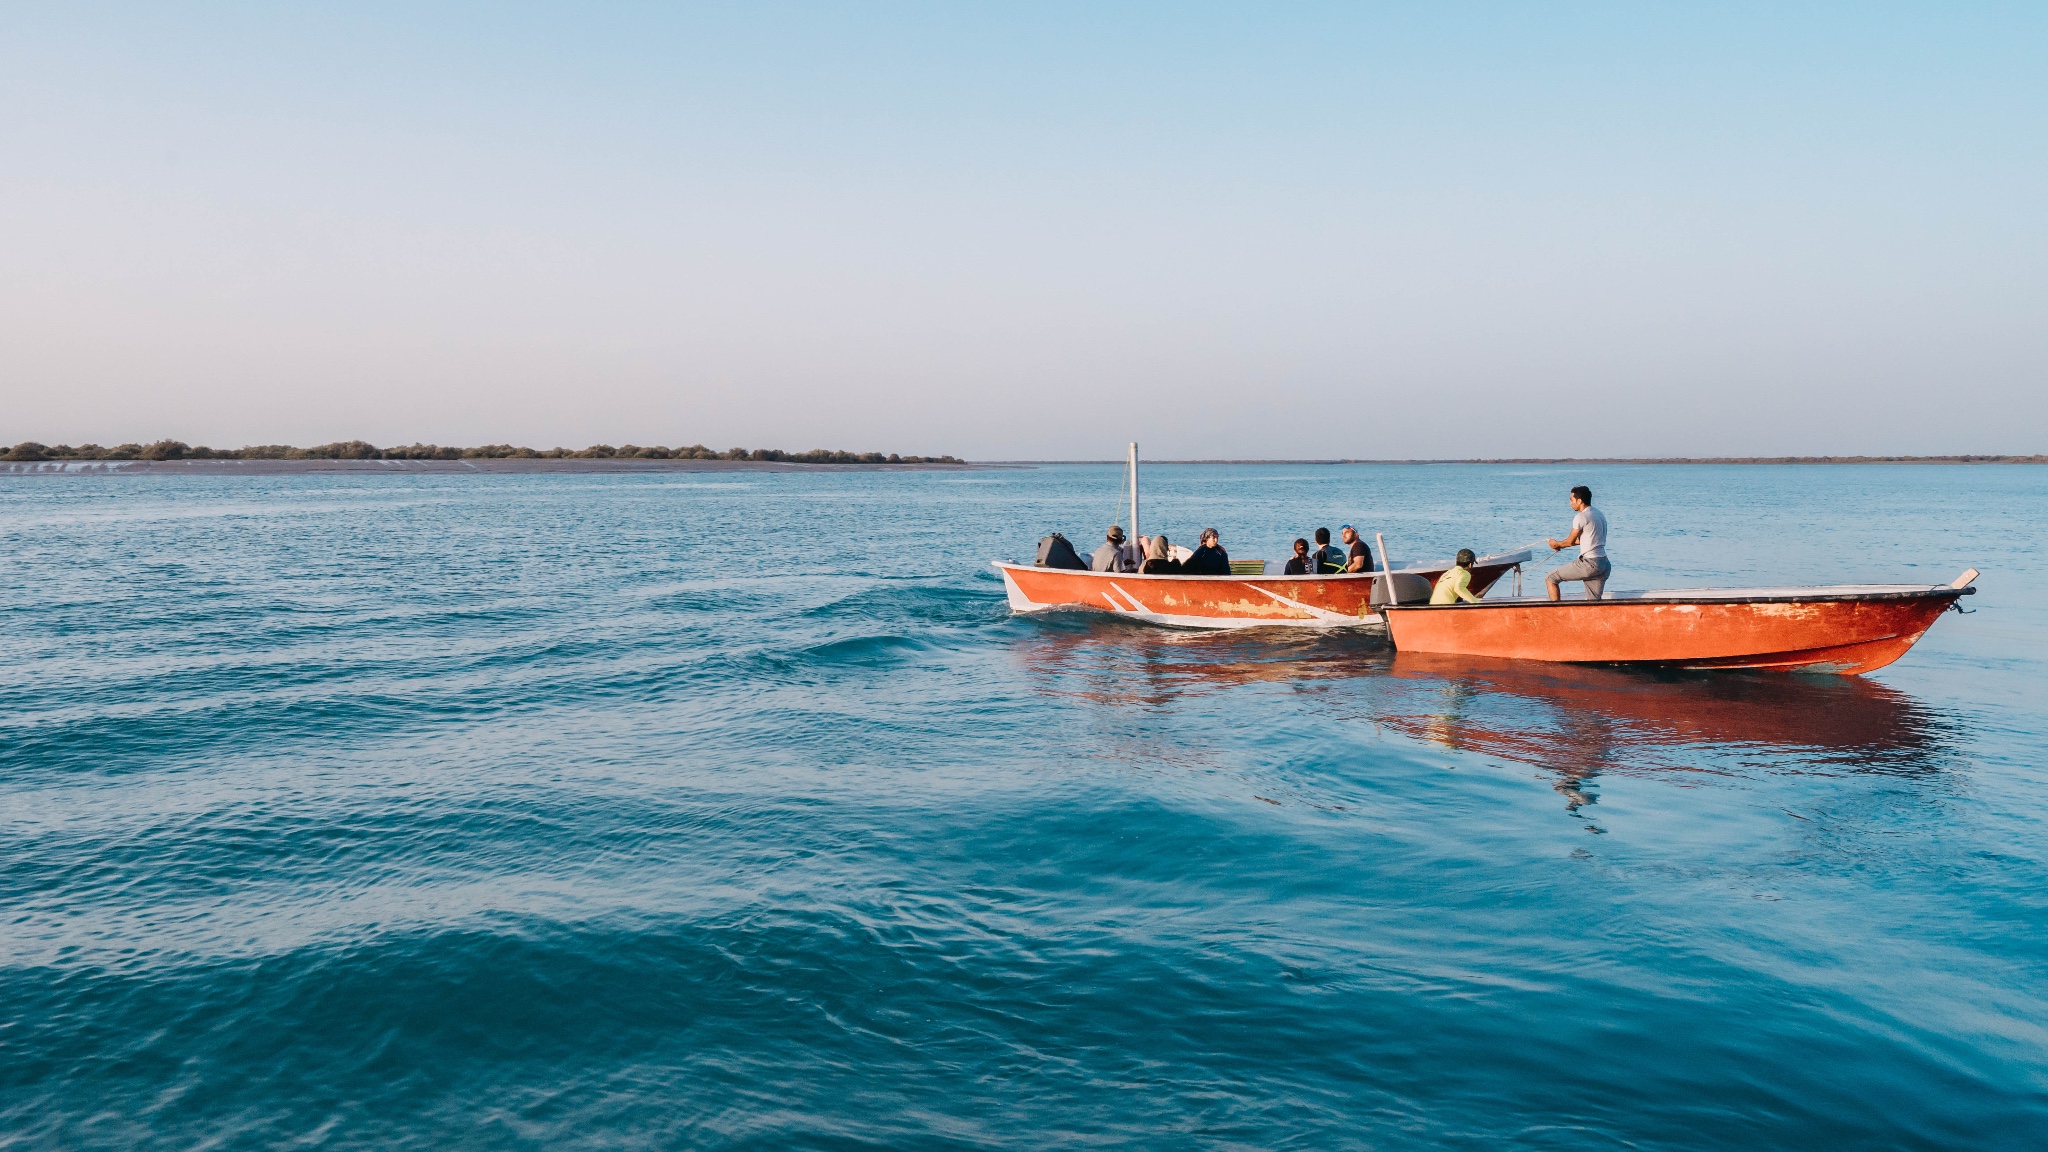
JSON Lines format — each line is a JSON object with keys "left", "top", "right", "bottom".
{"left": 1183, "top": 529, "right": 1231, "bottom": 575}
{"left": 1141, "top": 534, "right": 1182, "bottom": 574}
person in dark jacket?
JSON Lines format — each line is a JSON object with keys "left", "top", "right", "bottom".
{"left": 1141, "top": 534, "right": 1182, "bottom": 574}
{"left": 1282, "top": 538, "right": 1312, "bottom": 575}
{"left": 1184, "top": 528, "right": 1231, "bottom": 575}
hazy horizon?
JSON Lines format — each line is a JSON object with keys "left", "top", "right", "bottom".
{"left": 4, "top": 4, "right": 2043, "bottom": 459}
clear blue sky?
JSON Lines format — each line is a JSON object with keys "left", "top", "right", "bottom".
{"left": 4, "top": 3, "right": 2043, "bottom": 458}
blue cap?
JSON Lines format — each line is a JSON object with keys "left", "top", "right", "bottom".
{"left": 1340, "top": 524, "right": 1355, "bottom": 532}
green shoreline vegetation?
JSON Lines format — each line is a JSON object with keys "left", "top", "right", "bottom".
{"left": 2, "top": 440, "right": 963, "bottom": 465}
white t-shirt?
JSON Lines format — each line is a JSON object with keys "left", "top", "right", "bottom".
{"left": 1573, "top": 506, "right": 1608, "bottom": 560}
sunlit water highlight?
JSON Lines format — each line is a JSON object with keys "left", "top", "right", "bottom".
{"left": 2, "top": 464, "right": 2045, "bottom": 1149}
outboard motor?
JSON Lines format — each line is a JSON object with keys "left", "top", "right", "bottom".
{"left": 1036, "top": 534, "right": 1088, "bottom": 570}
{"left": 1369, "top": 572, "right": 1434, "bottom": 608}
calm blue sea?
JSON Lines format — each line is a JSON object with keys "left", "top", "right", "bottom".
{"left": 3, "top": 463, "right": 2046, "bottom": 1150}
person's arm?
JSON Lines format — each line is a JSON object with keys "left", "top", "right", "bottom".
{"left": 1546, "top": 524, "right": 1583, "bottom": 552}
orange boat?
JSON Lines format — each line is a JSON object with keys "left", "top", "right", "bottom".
{"left": 1381, "top": 571, "right": 1978, "bottom": 674}
{"left": 998, "top": 442, "right": 1534, "bottom": 629}
{"left": 995, "top": 553, "right": 1532, "bottom": 630}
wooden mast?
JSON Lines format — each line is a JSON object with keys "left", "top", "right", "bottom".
{"left": 1128, "top": 442, "right": 1140, "bottom": 550}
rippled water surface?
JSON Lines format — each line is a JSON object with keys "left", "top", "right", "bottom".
{"left": 3, "top": 463, "right": 2046, "bottom": 1149}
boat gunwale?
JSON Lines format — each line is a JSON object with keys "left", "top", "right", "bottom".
{"left": 989, "top": 555, "right": 1529, "bottom": 584}
{"left": 1383, "top": 585, "right": 1972, "bottom": 609}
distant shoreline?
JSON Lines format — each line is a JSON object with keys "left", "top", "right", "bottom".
{"left": 0, "top": 458, "right": 994, "bottom": 476}
{"left": 994, "top": 455, "right": 2048, "bottom": 466}
{"left": 4, "top": 454, "right": 2040, "bottom": 476}
{"left": 0, "top": 438, "right": 966, "bottom": 469}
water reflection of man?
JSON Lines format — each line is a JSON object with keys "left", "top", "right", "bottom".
{"left": 1413, "top": 669, "right": 1612, "bottom": 822}
{"left": 1553, "top": 774, "right": 1597, "bottom": 815}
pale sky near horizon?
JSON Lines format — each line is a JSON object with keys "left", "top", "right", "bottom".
{"left": 3, "top": 3, "right": 2044, "bottom": 459}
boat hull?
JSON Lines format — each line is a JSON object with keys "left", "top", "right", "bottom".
{"left": 994, "top": 557, "right": 1524, "bottom": 630}
{"left": 1382, "top": 587, "right": 1968, "bottom": 674}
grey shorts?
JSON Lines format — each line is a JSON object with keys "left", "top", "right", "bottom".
{"left": 1546, "top": 555, "right": 1612, "bottom": 599}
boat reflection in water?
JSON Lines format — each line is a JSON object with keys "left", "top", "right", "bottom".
{"left": 1012, "top": 618, "right": 1956, "bottom": 813}
{"left": 1380, "top": 652, "right": 1956, "bottom": 819}
{"left": 1011, "top": 614, "right": 1372, "bottom": 711}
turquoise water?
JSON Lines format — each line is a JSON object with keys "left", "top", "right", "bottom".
{"left": 3, "top": 464, "right": 2045, "bottom": 1149}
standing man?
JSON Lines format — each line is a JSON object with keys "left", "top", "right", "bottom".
{"left": 1545, "top": 485, "right": 1610, "bottom": 600}
{"left": 1340, "top": 525, "right": 1373, "bottom": 573}
{"left": 1091, "top": 525, "right": 1139, "bottom": 573}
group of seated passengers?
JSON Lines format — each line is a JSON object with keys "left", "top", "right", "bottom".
{"left": 1282, "top": 526, "right": 1373, "bottom": 575}
{"left": 1089, "top": 526, "right": 1232, "bottom": 575}
{"left": 1090, "top": 524, "right": 1378, "bottom": 577}
{"left": 1280, "top": 532, "right": 1483, "bottom": 602}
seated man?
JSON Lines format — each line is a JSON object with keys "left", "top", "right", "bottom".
{"left": 1184, "top": 529, "right": 1231, "bottom": 575}
{"left": 1340, "top": 525, "right": 1373, "bottom": 573}
{"left": 1282, "top": 538, "right": 1313, "bottom": 575}
{"left": 1311, "top": 527, "right": 1346, "bottom": 574}
{"left": 1430, "top": 549, "right": 1483, "bottom": 604}
{"left": 1090, "top": 525, "right": 1139, "bottom": 573}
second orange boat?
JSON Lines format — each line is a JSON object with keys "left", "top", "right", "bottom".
{"left": 1381, "top": 572, "right": 1978, "bottom": 675}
